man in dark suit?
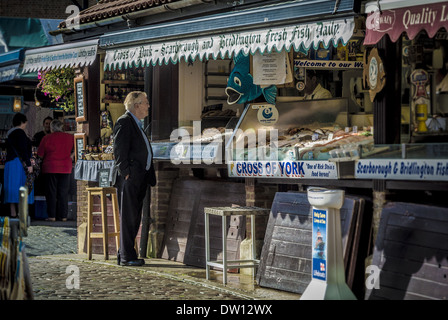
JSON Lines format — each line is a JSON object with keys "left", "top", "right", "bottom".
{"left": 113, "top": 91, "right": 156, "bottom": 266}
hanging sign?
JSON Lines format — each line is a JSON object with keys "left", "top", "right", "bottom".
{"left": 363, "top": 48, "right": 386, "bottom": 102}
{"left": 103, "top": 17, "right": 354, "bottom": 69}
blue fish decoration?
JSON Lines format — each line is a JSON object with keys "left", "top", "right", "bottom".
{"left": 225, "top": 52, "right": 277, "bottom": 105}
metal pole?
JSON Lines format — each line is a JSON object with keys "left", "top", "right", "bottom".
{"left": 222, "top": 215, "right": 227, "bottom": 285}
{"left": 205, "top": 212, "right": 210, "bottom": 280}
{"left": 18, "top": 186, "right": 28, "bottom": 237}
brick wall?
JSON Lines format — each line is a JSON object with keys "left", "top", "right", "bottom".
{"left": 245, "top": 178, "right": 276, "bottom": 240}
{"left": 147, "top": 162, "right": 180, "bottom": 258}
{"left": 0, "top": 0, "right": 97, "bottom": 19}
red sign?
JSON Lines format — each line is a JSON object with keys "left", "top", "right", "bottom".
{"left": 365, "top": 2, "right": 448, "bottom": 45}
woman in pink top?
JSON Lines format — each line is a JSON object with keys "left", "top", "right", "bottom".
{"left": 37, "top": 119, "right": 74, "bottom": 221}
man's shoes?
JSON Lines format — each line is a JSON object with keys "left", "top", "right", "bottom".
{"left": 119, "top": 259, "right": 145, "bottom": 266}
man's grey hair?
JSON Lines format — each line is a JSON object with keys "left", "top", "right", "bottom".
{"left": 124, "top": 91, "right": 147, "bottom": 112}
{"left": 50, "top": 119, "right": 64, "bottom": 132}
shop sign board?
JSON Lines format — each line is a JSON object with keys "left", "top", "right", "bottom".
{"left": 0, "top": 63, "right": 20, "bottom": 83}
{"left": 227, "top": 160, "right": 338, "bottom": 179}
{"left": 294, "top": 59, "right": 363, "bottom": 69}
{"left": 74, "top": 133, "right": 86, "bottom": 163}
{"left": 355, "top": 159, "right": 448, "bottom": 181}
{"left": 104, "top": 17, "right": 354, "bottom": 69}
{"left": 98, "top": 169, "right": 110, "bottom": 187}
{"left": 364, "top": 2, "right": 448, "bottom": 45}
{"left": 74, "top": 75, "right": 86, "bottom": 122}
{"left": 22, "top": 41, "right": 97, "bottom": 72}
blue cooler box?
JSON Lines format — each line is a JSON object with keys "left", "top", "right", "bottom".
{"left": 34, "top": 196, "right": 48, "bottom": 219}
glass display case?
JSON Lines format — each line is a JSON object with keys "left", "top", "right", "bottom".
{"left": 152, "top": 116, "right": 238, "bottom": 163}
{"left": 226, "top": 98, "right": 373, "bottom": 162}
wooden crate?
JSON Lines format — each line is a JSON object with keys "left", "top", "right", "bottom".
{"left": 161, "top": 179, "right": 247, "bottom": 269}
{"left": 366, "top": 202, "right": 448, "bottom": 300}
{"left": 256, "top": 191, "right": 364, "bottom": 294}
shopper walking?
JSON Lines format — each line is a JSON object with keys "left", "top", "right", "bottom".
{"left": 113, "top": 91, "right": 156, "bottom": 266}
{"left": 37, "top": 119, "right": 74, "bottom": 221}
{"left": 4, "top": 113, "right": 34, "bottom": 217}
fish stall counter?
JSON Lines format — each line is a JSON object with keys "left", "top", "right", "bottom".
{"left": 226, "top": 98, "right": 374, "bottom": 179}
{"left": 151, "top": 114, "right": 239, "bottom": 166}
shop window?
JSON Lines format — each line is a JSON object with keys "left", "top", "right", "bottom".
{"left": 402, "top": 30, "right": 448, "bottom": 143}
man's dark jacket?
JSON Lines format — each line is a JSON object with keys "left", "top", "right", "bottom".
{"left": 113, "top": 111, "right": 156, "bottom": 186}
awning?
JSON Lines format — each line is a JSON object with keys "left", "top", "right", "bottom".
{"left": 22, "top": 39, "right": 98, "bottom": 73}
{"left": 364, "top": 1, "right": 448, "bottom": 45}
{"left": 101, "top": 0, "right": 358, "bottom": 69}
{"left": 0, "top": 49, "right": 24, "bottom": 83}
{"left": 0, "top": 17, "right": 62, "bottom": 53}
{"left": 104, "top": 17, "right": 354, "bottom": 69}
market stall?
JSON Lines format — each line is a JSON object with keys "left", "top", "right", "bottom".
{"left": 357, "top": 0, "right": 448, "bottom": 300}
{"left": 19, "top": 39, "right": 100, "bottom": 241}
{"left": 95, "top": 1, "right": 374, "bottom": 289}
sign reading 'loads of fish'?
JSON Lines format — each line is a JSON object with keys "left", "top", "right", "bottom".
{"left": 104, "top": 17, "right": 354, "bottom": 70}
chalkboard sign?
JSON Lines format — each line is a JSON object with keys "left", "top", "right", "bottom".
{"left": 99, "top": 169, "right": 110, "bottom": 187}
{"left": 74, "top": 133, "right": 86, "bottom": 163}
{"left": 74, "top": 75, "right": 87, "bottom": 122}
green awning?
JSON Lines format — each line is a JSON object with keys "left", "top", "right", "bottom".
{"left": 0, "top": 17, "right": 62, "bottom": 53}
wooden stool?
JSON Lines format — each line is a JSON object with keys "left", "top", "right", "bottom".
{"left": 86, "top": 187, "right": 120, "bottom": 260}
{"left": 204, "top": 206, "right": 270, "bottom": 285}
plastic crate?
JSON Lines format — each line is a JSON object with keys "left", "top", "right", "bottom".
{"left": 34, "top": 196, "right": 48, "bottom": 220}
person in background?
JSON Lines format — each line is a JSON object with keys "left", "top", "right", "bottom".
{"left": 32, "top": 117, "right": 53, "bottom": 199}
{"left": 113, "top": 91, "right": 156, "bottom": 266}
{"left": 304, "top": 70, "right": 332, "bottom": 100}
{"left": 37, "top": 119, "right": 74, "bottom": 222}
{"left": 32, "top": 116, "right": 53, "bottom": 147}
{"left": 4, "top": 113, "right": 34, "bottom": 217}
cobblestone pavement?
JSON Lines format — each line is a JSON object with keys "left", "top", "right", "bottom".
{"left": 24, "top": 220, "right": 78, "bottom": 257}
{"left": 23, "top": 220, "right": 300, "bottom": 301}
{"left": 28, "top": 257, "right": 242, "bottom": 300}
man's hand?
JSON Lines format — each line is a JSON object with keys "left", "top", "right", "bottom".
{"left": 125, "top": 174, "right": 130, "bottom": 180}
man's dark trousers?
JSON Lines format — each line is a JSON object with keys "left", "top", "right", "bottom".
{"left": 115, "top": 169, "right": 151, "bottom": 262}
{"left": 45, "top": 173, "right": 70, "bottom": 220}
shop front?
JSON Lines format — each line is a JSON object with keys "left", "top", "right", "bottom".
{"left": 94, "top": 0, "right": 379, "bottom": 296}
{"left": 356, "top": 0, "right": 448, "bottom": 300}
{"left": 20, "top": 39, "right": 99, "bottom": 229}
